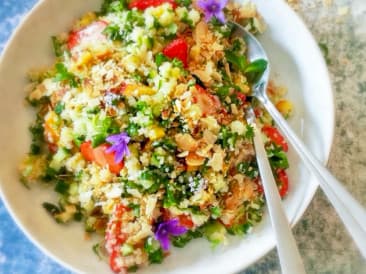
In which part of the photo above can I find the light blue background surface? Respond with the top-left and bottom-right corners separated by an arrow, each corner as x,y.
0,1 -> 70,273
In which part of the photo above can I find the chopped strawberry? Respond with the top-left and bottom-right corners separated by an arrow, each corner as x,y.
110,82 -> 127,94
80,141 -> 95,161
192,85 -> 222,116
236,92 -> 246,105
162,37 -> 188,67
177,214 -> 194,229
80,142 -> 124,174
276,169 -> 289,198
129,0 -> 177,10
262,125 -> 288,152
67,20 -> 108,50
105,204 -> 129,274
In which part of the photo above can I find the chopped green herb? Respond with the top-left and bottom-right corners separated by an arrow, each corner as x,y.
100,0 -> 127,15
172,230 -> 203,248
210,206 -> 222,219
54,180 -> 69,195
54,63 -> 80,88
318,42 -> 331,65
54,102 -> 65,115
203,220 -> 226,248
244,124 -> 254,139
30,143 -> 41,155
42,167 -> 58,182
42,202 -> 61,215
266,145 -> 289,169
128,203 -> 141,217
126,122 -> 139,137
218,126 -> 238,149
103,24 -> 123,41
51,36 -> 63,57
227,222 -> 252,235
176,0 -> 192,7
127,265 -> 139,272
152,138 -> 177,153
144,237 -> 164,264
237,161 -> 258,179
73,135 -> 85,148
92,243 -> 103,260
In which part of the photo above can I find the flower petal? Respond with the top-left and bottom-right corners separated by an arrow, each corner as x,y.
204,12 -> 214,22
217,0 -> 229,9
157,234 -> 170,251
168,225 -> 187,236
106,134 -> 122,143
114,148 -> 125,164
215,11 -> 226,23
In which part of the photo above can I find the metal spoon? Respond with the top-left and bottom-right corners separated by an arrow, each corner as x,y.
246,106 -> 306,274
232,22 -> 366,258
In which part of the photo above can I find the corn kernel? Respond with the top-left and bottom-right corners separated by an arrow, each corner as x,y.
75,12 -> 97,29
147,125 -> 165,141
124,84 -> 156,96
76,51 -> 93,67
276,99 -> 293,117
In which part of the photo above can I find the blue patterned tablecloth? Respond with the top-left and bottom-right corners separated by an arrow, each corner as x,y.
0,1 -> 365,274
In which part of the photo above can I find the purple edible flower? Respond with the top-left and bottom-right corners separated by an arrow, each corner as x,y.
197,0 -> 228,24
154,219 -> 188,251
106,132 -> 130,164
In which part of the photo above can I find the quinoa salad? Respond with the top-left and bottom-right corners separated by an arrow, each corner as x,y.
19,0 -> 293,273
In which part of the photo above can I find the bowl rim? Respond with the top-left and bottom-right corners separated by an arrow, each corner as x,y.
0,0 -> 335,273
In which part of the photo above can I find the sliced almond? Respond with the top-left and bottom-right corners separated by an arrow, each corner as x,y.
175,133 -> 198,152
186,152 -> 205,167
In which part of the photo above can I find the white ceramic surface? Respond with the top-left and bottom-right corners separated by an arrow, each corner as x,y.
0,0 -> 334,273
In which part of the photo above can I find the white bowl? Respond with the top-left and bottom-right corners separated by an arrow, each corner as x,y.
0,0 -> 334,273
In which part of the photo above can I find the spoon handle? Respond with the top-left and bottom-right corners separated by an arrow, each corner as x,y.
257,92 -> 366,258
247,107 -> 306,274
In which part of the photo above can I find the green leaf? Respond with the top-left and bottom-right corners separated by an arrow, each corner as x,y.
244,59 -> 268,84
225,50 -> 247,72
